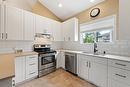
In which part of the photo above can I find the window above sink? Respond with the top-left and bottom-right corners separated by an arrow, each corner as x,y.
80,15 -> 116,44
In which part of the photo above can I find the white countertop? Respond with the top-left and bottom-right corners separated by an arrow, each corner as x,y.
57,49 -> 130,62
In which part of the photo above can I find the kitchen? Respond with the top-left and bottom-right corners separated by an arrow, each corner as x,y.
0,0 -> 130,87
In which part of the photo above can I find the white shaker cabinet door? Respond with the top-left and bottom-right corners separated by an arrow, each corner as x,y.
52,21 -> 62,41
23,11 -> 35,40
89,61 -> 107,87
15,57 -> 26,84
35,15 -> 52,34
60,52 -> 65,69
77,54 -> 89,80
0,4 -> 4,40
56,52 -> 65,69
5,5 -> 24,40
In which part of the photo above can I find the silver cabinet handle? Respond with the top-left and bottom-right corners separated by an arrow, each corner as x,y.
29,63 -> 36,66
6,33 -> 7,39
115,63 -> 126,66
86,62 -> 88,67
89,62 -> 91,68
29,72 -> 36,75
2,33 -> 4,39
115,73 -> 126,78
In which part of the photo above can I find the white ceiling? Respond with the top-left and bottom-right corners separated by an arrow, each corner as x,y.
39,0 -> 105,20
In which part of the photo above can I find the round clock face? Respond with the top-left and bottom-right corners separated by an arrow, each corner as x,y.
90,8 -> 100,17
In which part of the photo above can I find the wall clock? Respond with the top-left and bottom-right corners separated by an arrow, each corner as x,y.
90,8 -> 100,17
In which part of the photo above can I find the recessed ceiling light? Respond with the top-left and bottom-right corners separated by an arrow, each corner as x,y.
90,0 -> 95,3
58,3 -> 63,7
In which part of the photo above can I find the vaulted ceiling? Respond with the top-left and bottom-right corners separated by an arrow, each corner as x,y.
38,0 -> 105,20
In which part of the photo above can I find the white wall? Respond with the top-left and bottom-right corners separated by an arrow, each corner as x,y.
119,0 -> 130,40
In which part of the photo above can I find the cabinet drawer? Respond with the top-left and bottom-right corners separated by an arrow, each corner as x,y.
108,66 -> 130,85
108,59 -> 130,71
108,78 -> 130,87
26,55 -> 38,64
26,70 -> 38,80
90,56 -> 108,65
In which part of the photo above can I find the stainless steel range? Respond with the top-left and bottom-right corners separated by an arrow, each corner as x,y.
34,44 -> 56,77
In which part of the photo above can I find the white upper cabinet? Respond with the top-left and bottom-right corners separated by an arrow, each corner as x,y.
23,11 -> 35,40
52,21 -> 62,41
0,4 -> 4,40
62,18 -> 78,41
119,0 -> 130,40
35,15 -> 52,34
5,5 -> 24,40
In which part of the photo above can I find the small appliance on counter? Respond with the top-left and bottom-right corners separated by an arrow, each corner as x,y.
34,44 -> 56,77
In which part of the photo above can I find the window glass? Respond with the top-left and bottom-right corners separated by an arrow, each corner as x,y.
80,29 -> 113,44
81,32 -> 95,43
96,30 -> 112,42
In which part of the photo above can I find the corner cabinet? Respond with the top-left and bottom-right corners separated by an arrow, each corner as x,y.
56,51 -> 65,69
62,18 -> 78,41
77,54 -> 107,87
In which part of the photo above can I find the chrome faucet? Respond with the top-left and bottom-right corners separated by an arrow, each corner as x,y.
94,43 -> 98,54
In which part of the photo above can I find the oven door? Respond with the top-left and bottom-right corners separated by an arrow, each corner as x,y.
39,54 -> 56,70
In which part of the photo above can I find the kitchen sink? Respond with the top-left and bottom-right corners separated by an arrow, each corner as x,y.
82,51 -> 105,56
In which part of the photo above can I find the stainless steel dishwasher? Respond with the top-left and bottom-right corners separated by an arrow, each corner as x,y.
65,52 -> 77,74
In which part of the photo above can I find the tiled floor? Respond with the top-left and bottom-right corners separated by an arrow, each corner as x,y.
17,69 -> 96,87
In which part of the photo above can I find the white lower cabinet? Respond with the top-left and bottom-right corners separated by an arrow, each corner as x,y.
15,55 -> 38,85
89,61 -> 107,87
15,56 -> 26,84
77,54 -> 89,80
108,59 -> 130,87
56,51 -> 65,69
25,55 -> 38,80
77,54 -> 107,87
108,79 -> 130,87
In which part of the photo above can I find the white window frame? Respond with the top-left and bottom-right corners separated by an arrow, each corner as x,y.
80,15 -> 116,44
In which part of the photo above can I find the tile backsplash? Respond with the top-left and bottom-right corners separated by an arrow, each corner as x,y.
61,40 -> 130,57
0,41 -> 62,54
0,41 -> 34,53
0,40 -> 130,57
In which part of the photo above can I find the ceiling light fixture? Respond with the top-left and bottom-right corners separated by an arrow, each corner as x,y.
58,3 -> 63,7
90,0 -> 95,3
